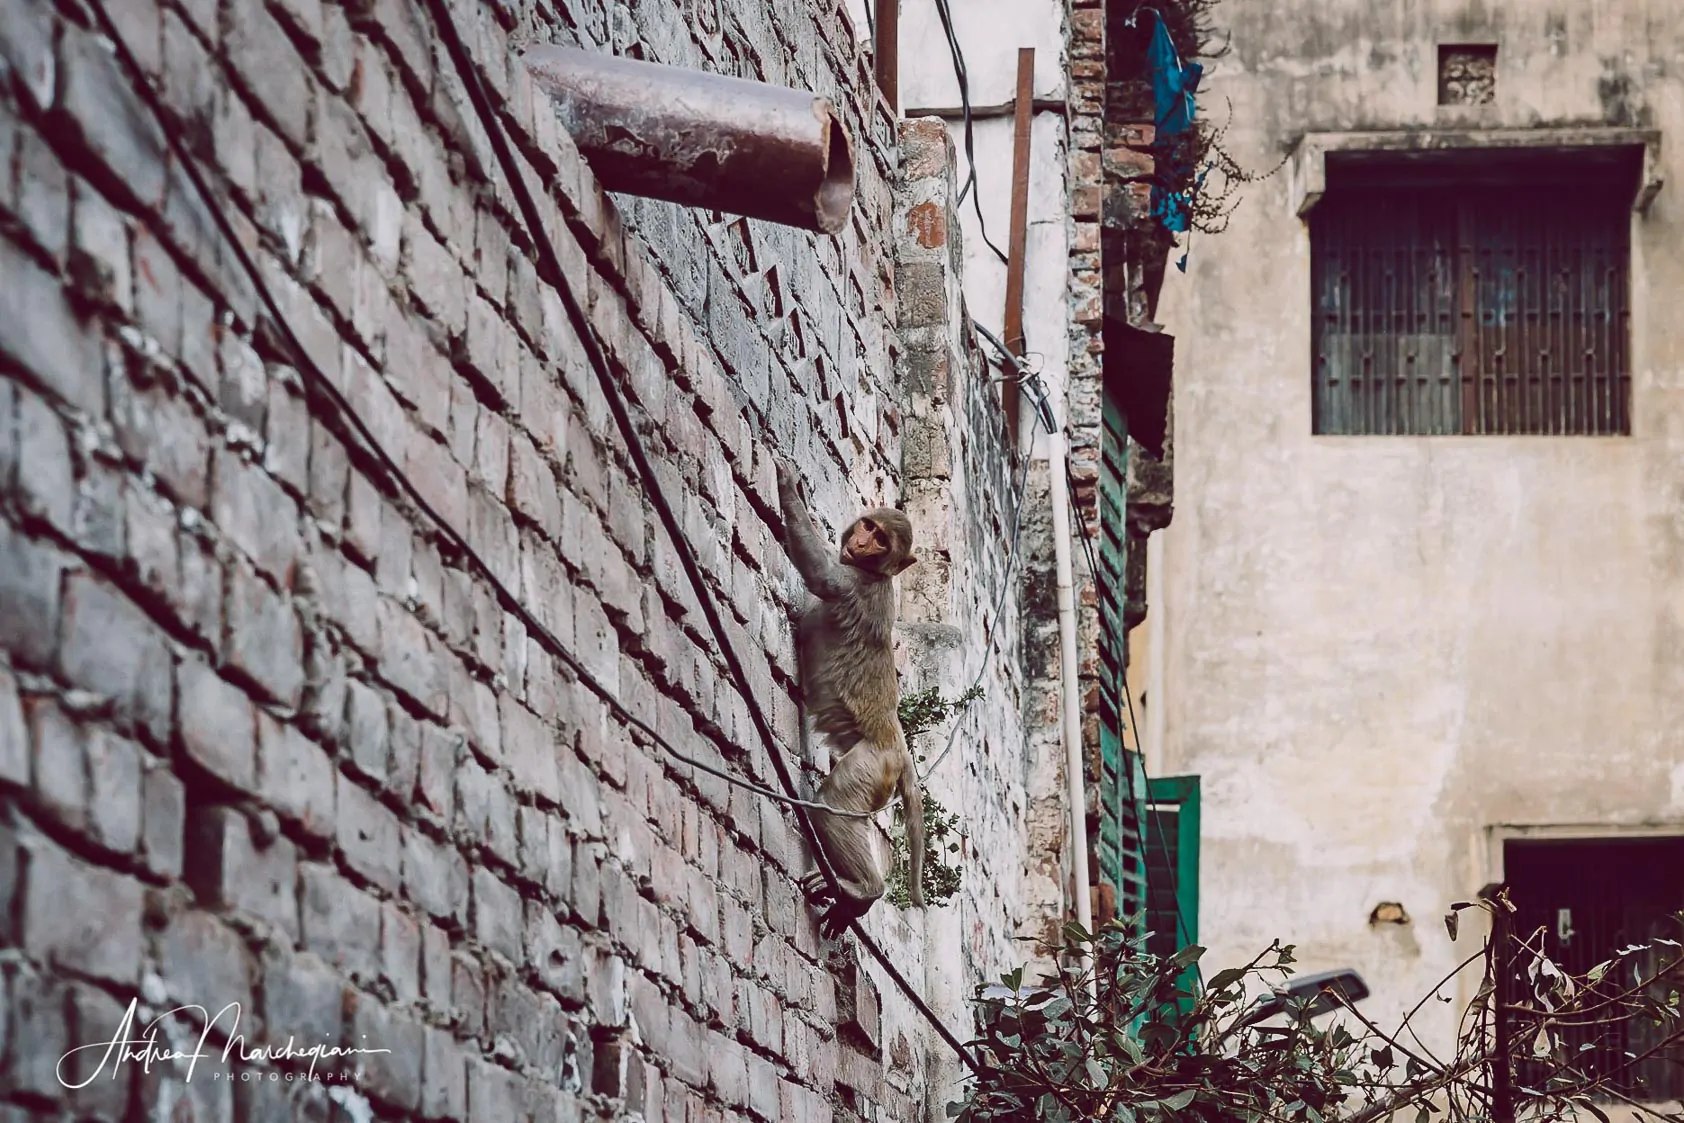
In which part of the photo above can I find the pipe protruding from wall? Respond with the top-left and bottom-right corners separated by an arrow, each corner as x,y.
523,45 -> 856,234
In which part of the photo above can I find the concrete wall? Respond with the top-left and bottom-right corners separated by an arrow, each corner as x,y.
1149,0 -> 1684,1048
0,0 -> 1039,1119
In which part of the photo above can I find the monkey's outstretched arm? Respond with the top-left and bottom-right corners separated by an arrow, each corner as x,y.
774,456 -> 851,601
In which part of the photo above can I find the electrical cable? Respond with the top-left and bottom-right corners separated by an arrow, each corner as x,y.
931,0 -> 1010,265
916,416 -> 1035,783
413,0 -> 987,1076
917,319 -> 1052,781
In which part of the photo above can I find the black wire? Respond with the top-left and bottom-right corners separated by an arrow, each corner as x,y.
414,0 -> 986,1076
83,0 -> 980,1074
917,412 -> 1037,782
932,0 -> 1009,265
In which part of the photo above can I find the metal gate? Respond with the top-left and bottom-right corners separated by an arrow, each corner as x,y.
1506,836 -> 1684,1102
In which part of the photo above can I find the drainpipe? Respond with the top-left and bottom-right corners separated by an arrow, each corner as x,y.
1047,420 -> 1096,991
523,45 -> 855,234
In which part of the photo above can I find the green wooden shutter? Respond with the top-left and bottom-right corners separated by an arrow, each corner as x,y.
1144,775 -> 1200,955
1097,383 -> 1150,934
1146,774 -> 1201,1010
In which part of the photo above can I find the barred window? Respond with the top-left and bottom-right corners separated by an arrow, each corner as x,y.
1310,154 -> 1634,435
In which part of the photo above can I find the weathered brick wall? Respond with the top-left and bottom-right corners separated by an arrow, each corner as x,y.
0,0 -> 1034,1121
893,115 -> 1034,1107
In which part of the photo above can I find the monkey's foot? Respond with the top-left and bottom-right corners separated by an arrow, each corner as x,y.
817,896 -> 872,941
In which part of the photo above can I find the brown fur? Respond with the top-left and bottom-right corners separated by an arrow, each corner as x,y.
774,457 -> 924,939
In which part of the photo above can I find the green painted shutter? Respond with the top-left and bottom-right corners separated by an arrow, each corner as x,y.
1146,774 -> 1201,1010
1144,775 -> 1200,955
1097,385 -> 1150,934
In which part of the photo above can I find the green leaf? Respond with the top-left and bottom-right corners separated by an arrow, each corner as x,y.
1169,944 -> 1206,971
1207,967 -> 1248,992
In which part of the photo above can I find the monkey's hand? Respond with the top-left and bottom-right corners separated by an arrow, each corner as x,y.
772,453 -> 806,511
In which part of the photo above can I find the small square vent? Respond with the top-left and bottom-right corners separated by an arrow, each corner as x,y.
1438,44 -> 1497,105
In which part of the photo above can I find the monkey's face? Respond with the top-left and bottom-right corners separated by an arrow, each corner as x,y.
840,510 -> 917,576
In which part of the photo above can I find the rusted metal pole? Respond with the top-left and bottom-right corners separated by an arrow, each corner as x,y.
875,0 -> 899,114
523,45 -> 855,235
1001,47 -> 1035,439
1488,889 -> 1516,1123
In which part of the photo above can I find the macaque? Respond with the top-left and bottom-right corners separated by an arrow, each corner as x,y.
773,456 -> 924,939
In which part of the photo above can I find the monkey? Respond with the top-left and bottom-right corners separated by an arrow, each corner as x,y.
772,455 -> 924,940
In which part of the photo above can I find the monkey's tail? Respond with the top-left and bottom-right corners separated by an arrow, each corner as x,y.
899,749 -> 927,908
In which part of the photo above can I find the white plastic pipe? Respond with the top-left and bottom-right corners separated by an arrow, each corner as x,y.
1047,424 -> 1096,993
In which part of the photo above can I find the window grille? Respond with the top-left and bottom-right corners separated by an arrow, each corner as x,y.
1311,183 -> 1631,435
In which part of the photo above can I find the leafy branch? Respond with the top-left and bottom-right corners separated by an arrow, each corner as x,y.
886,684 -> 984,910
953,895 -> 1684,1123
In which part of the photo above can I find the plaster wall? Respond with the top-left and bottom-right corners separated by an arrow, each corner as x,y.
1150,0 -> 1684,1049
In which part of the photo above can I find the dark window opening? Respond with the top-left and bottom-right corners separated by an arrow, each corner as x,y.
1505,836 -> 1684,1103
1310,152 -> 1636,436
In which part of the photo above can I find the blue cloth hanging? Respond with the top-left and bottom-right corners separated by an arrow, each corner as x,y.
1145,11 -> 1201,242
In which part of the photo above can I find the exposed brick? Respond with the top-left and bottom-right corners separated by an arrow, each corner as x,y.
159,909 -> 253,1016
22,834 -> 144,984
86,726 -> 143,855
111,379 -> 211,510
471,866 -> 522,963
224,0 -> 314,150
56,23 -> 168,212
59,571 -> 173,746
300,862 -> 382,983
343,677 -> 391,782
65,981 -> 135,1120
0,521 -> 65,671
262,945 -> 347,1053
423,1023 -> 469,1120
28,699 -> 85,833
348,992 -> 424,1111
337,774 -> 403,893
212,450 -> 301,581
403,827 -> 469,926
500,695 -> 560,803
186,806 -> 300,940
0,667 -> 25,786
223,560 -> 306,707
345,0 -> 433,99
376,596 -> 445,716
403,211 -> 468,337
140,762 -> 186,878
15,128 -> 67,267
178,657 -> 257,793
450,955 -> 494,1048
256,711 -> 336,842
379,900 -> 421,1001
525,900 -> 584,1004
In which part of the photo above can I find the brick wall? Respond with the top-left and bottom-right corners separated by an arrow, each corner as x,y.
893,114 -> 1035,1106
0,0 -> 1035,1120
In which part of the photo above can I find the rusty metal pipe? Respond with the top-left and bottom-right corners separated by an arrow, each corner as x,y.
523,45 -> 855,235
